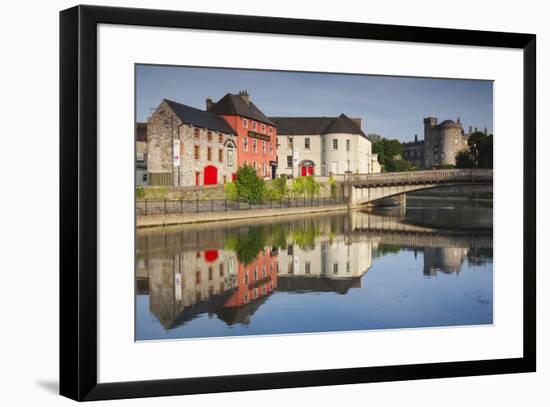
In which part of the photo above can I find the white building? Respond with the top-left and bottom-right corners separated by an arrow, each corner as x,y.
270,114 -> 380,177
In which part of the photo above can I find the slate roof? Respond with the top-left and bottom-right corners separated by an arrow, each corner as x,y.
163,99 -> 236,135
269,114 -> 369,140
208,93 -> 275,126
136,122 -> 147,142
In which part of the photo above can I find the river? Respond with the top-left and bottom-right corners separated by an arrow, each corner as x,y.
135,197 -> 493,340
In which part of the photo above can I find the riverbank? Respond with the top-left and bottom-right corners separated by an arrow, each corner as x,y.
137,203 -> 348,228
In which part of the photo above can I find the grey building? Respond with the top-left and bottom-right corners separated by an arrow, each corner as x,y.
402,117 -> 481,168
147,99 -> 238,186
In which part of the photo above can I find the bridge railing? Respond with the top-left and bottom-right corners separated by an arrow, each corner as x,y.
346,169 -> 493,186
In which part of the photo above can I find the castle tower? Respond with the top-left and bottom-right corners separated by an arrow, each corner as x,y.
423,117 -> 437,167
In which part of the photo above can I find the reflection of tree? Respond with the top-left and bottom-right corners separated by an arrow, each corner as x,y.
373,243 -> 402,258
467,247 -> 493,266
224,227 -> 267,265
292,223 -> 320,250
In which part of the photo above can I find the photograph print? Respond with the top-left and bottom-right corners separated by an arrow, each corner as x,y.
134,65 -> 493,341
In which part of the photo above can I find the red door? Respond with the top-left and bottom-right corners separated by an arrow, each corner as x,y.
307,166 -> 314,176
301,166 -> 307,176
204,165 -> 218,185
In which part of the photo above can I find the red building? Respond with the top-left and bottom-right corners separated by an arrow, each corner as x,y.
208,91 -> 278,179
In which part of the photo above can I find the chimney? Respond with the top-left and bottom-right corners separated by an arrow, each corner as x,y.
206,97 -> 213,111
414,134 -> 418,143
238,90 -> 250,106
456,117 -> 461,126
484,126 -> 488,135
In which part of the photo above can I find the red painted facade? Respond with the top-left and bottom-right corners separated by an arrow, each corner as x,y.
223,247 -> 278,309
221,115 -> 277,178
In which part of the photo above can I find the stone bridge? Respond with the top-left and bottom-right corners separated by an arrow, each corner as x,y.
343,169 -> 493,207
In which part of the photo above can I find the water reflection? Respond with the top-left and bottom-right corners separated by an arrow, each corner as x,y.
136,205 -> 493,340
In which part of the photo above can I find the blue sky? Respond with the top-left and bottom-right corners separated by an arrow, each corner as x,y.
136,65 -> 493,142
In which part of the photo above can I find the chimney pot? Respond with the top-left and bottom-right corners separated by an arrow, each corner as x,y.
206,97 -> 213,111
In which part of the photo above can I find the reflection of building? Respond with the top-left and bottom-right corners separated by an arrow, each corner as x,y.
217,248 -> 278,325
276,235 -> 373,294
422,247 -> 469,276
145,248 -> 239,329
402,117 -> 485,168
147,99 -> 238,186
271,115 -> 380,177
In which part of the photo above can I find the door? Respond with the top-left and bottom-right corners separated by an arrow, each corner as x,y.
331,161 -> 338,175
204,165 -> 218,185
307,166 -> 314,176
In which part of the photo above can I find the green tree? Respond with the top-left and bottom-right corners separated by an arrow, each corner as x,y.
270,176 -> 288,200
224,181 -> 238,201
455,150 -> 475,168
235,165 -> 266,204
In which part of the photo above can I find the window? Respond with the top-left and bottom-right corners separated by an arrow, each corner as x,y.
305,137 -> 310,149
333,263 -> 339,274
287,137 -> 293,149
252,121 -> 257,130
253,267 -> 258,281
253,139 -> 257,153
219,263 -> 224,277
269,142 -> 273,155
218,149 -> 223,162
262,163 -> 266,176
333,139 -> 338,150
262,141 -> 266,155
253,161 -> 257,170
346,139 -> 350,151
305,262 -> 311,274
194,145 -> 200,160
207,131 -> 212,142
219,134 -> 224,143
227,149 -> 234,166
194,128 -> 200,138
261,124 -> 266,132
244,160 -> 248,166
207,147 -> 212,161
208,267 -> 213,281
269,127 -> 273,134
287,155 -> 293,168
243,118 -> 248,128
276,137 -> 280,147
243,137 -> 248,152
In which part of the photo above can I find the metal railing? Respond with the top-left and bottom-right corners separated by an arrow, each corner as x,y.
346,169 -> 493,186
136,196 -> 346,216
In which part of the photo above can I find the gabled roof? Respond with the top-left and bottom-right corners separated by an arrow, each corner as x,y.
209,93 -> 275,126
162,99 -> 236,135
270,114 -> 369,140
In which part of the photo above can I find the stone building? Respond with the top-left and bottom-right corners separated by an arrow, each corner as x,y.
147,99 -> 238,186
207,91 -> 278,179
270,114 -> 381,177
402,117 -> 477,168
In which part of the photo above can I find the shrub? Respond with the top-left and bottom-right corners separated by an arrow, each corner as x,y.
136,186 -> 145,199
224,182 -> 238,201
271,176 -> 288,200
328,175 -> 338,198
235,165 -> 266,204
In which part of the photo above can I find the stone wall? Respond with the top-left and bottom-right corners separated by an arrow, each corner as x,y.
147,100 -> 238,186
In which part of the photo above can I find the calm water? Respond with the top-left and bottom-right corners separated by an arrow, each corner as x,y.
136,198 -> 493,340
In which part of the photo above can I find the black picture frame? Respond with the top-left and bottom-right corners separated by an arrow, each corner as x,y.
59,4 -> 536,401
